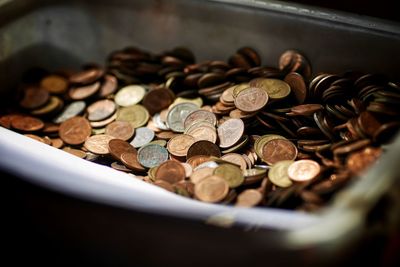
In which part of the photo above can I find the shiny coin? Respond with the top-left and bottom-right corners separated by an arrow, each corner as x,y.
155,160 -> 186,184
116,104 -> 149,128
87,99 -> 116,121
59,116 -> 92,145
115,85 -> 146,107
137,144 -> 169,168
194,175 -> 229,203
261,139 -> 298,165
53,101 -> 86,124
234,87 -> 268,112
40,74 -> 68,94
11,116 -> 44,132
69,81 -> 101,100
108,139 -> 137,161
84,134 -> 114,155
167,102 -> 199,132
249,78 -> 291,100
235,189 -> 263,207
130,127 -> 154,148
288,160 -> 321,182
166,134 -> 196,157
105,121 -> 135,141
268,160 -> 294,187
217,118 -> 244,148
213,164 -> 244,188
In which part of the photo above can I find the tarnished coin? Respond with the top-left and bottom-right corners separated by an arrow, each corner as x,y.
40,74 -> 68,94
194,175 -> 229,203
234,87 -> 268,112
213,164 -> 244,188
268,160 -> 294,187
19,87 -> 49,110
217,118 -> 244,148
284,72 -> 307,104
183,109 -> 217,129
69,82 -> 101,100
167,102 -> 199,132
130,127 -> 154,148
87,99 -> 116,121
249,78 -> 291,100
69,68 -> 104,84
261,139 -> 298,165
187,140 -> 221,159
108,139 -> 137,161
59,116 -> 92,145
155,160 -> 186,184
142,88 -> 175,115
288,160 -> 321,182
121,152 -> 146,172
137,144 -> 169,168
53,101 -> 86,124
31,96 -> 63,116
11,116 -> 44,132
105,121 -> 134,141
84,134 -> 114,155
166,134 -> 195,157
235,189 -> 263,207
116,104 -> 149,128
115,85 -> 146,107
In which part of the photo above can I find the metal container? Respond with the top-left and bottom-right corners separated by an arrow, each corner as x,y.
1,0 -> 399,265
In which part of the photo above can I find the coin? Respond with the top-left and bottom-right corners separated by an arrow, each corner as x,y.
183,109 -> 217,129
217,118 -> 244,148
59,116 -> 92,145
154,180 -> 175,192
187,140 -> 221,159
69,82 -> 101,100
268,160 -> 294,187
167,102 -> 199,132
261,139 -> 298,165
105,121 -> 134,141
288,160 -> 321,182
346,146 -> 382,175
142,88 -> 175,115
284,72 -> 307,104
116,104 -> 149,128
130,127 -> 154,148
155,160 -> 186,184
213,164 -> 244,188
84,134 -> 114,155
87,99 -> 116,121
69,68 -> 104,84
62,147 -> 87,158
115,85 -> 146,107
121,152 -> 146,172
24,134 -> 45,143
20,87 -> 50,110
194,175 -> 229,203
290,104 -> 323,116
220,153 -> 247,170
184,121 -> 217,143
53,101 -> 86,123
111,161 -> 132,172
234,87 -> 268,112
40,74 -> 68,94
235,189 -> 263,207
137,144 -> 169,168
11,116 -> 44,132
190,167 -> 215,184
108,139 -> 137,161
51,138 -> 64,149
249,78 -> 291,100
31,96 -> 63,116
98,74 -> 118,97
166,134 -> 195,157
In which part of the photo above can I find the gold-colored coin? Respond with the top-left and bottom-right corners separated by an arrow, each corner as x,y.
250,78 -> 291,100
170,97 -> 203,108
194,175 -> 229,203
167,134 -> 196,157
114,85 -> 146,107
232,83 -> 250,97
254,134 -> 286,159
116,104 -> 149,128
268,160 -> 294,188
213,164 -> 244,188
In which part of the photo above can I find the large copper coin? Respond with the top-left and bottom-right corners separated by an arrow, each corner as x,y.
261,139 -> 298,165
288,160 -> 321,182
234,87 -> 268,113
155,160 -> 186,184
105,121 -> 134,141
121,152 -> 146,172
194,175 -> 229,203
59,116 -> 92,145
108,139 -> 137,161
143,88 -> 175,115
84,134 -> 114,154
19,87 -> 49,110
217,118 -> 244,148
187,140 -> 221,159
11,116 -> 44,132
87,99 -> 116,121
166,134 -> 195,157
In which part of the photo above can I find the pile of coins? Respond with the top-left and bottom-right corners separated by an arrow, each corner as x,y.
1,45 -> 399,211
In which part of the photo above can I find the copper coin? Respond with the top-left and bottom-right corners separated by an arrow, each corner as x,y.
40,74 -> 68,94
346,146 -> 382,175
31,96 -> 63,116
87,99 -> 116,121
11,116 -> 44,132
234,87 -> 268,113
111,161 -> 132,172
69,81 -> 101,100
235,189 -> 263,207
19,87 -> 49,109
108,139 -> 137,161
194,175 -> 229,203
84,134 -> 114,154
154,180 -> 175,192
90,113 -> 117,128
59,116 -> 92,145
183,110 -> 217,129
62,147 -> 87,159
121,152 -> 146,172
51,138 -> 64,149
142,88 -> 175,115
167,134 -> 196,157
105,121 -> 134,141
98,74 -> 118,97
261,139 -> 298,165
185,122 -> 217,143
357,111 -> 381,138
284,72 -> 307,104
221,153 -> 247,170
217,118 -> 244,148
24,134 -> 45,143
288,160 -> 321,182
69,68 -> 104,84
155,160 -> 186,184
290,104 -> 323,116
187,140 -> 221,159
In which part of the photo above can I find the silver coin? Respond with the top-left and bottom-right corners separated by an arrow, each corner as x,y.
167,102 -> 199,133
137,144 -> 169,168
130,127 -> 155,148
53,101 -> 86,123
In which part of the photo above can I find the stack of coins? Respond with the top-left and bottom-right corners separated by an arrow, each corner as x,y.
1,45 -> 399,212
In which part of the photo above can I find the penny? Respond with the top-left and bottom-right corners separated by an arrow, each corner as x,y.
69,81 -> 101,100
53,101 -> 86,124
137,144 -> 169,168
142,88 -> 175,115
249,78 -> 291,100
115,85 -> 146,107
167,102 -> 199,133
116,104 -> 149,128
220,85 -> 235,104
59,116 -> 92,145
19,87 -> 50,109
40,74 -> 68,94
62,147 -> 87,159
190,167 -> 215,184
121,152 -> 146,172
213,164 -> 244,188
221,153 -> 247,170
234,87 -> 268,113
24,134 -> 44,143
11,116 -> 44,132
261,139 -> 298,165
90,113 -> 117,128
130,127 -> 154,148
69,68 -> 104,84
183,110 -> 217,129
111,161 -> 132,172
155,160 -> 186,184
194,175 -> 229,203
108,139 -> 137,161
268,160 -> 294,187
291,104 -> 323,116
87,99 -> 116,121
187,140 -> 221,159
154,180 -> 175,192
98,74 -> 118,97
346,146 -> 382,175
184,121 -> 217,143
84,134 -> 114,155
235,189 -> 263,207
51,138 -> 64,149
288,160 -> 321,182
284,72 -> 307,104
31,96 -> 63,116
217,118 -> 244,148
166,134 -> 195,157
105,121 -> 134,141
